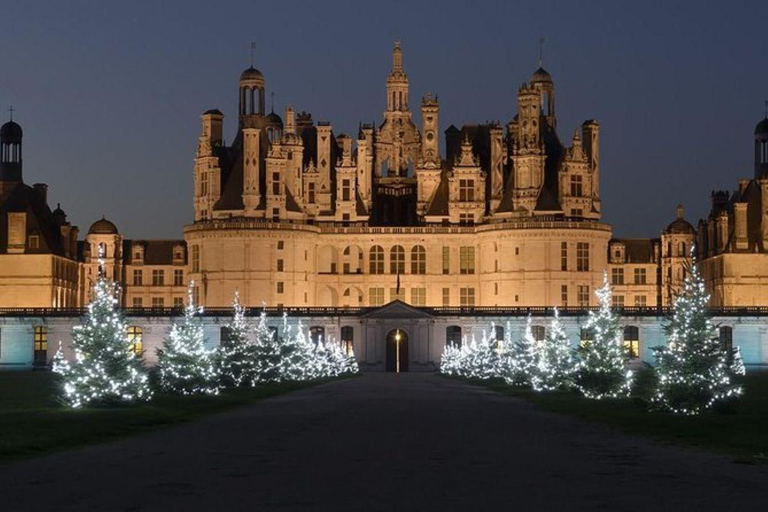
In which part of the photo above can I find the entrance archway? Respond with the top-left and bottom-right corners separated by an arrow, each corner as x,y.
385,328 -> 409,373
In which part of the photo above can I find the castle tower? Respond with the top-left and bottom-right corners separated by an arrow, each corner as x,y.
386,41 -> 409,113
530,66 -> 556,129
194,109 -> 224,221
511,83 -> 546,213
0,117 -> 23,193
239,67 -> 265,122
420,93 -> 440,167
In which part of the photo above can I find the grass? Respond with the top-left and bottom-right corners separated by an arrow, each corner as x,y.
448,369 -> 768,462
0,371 -> 346,462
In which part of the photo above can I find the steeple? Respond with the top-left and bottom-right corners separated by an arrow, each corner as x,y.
386,41 -> 409,112
0,112 -> 23,185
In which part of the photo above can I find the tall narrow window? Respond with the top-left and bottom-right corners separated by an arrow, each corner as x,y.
308,182 -> 316,204
152,269 -> 165,286
561,285 -> 568,307
442,287 -> 450,306
577,285 -> 590,307
272,172 -> 280,195
719,326 -> 733,352
442,246 -> 450,274
369,246 -> 384,274
634,267 -> 647,285
623,326 -> 640,359
174,269 -> 184,286
33,326 -> 48,366
611,268 -> 624,285
341,326 -> 354,357
446,326 -> 462,348
570,175 -> 583,197
460,287 -> 475,307
460,246 -> 475,274
133,269 -> 143,286
200,171 -> 209,196
561,242 -> 568,271
459,179 -> 475,202
342,179 -> 351,201
411,246 -> 426,275
191,245 -> 200,273
127,326 -> 143,355
390,245 -> 405,274
576,243 -> 590,272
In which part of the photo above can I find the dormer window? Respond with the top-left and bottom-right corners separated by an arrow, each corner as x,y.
28,234 -> 39,249
132,245 -> 144,264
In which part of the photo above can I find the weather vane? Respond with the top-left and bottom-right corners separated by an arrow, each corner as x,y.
8,105 -> 15,121
250,41 -> 256,68
539,37 -> 545,67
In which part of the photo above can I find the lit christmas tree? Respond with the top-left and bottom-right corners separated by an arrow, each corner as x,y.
217,291 -> 257,388
465,331 -> 503,380
53,253 -> 152,408
252,310 -> 282,383
652,254 -> 743,415
440,341 -> 464,375
156,282 -> 219,395
576,273 -> 633,399
535,308 -> 577,391
502,315 -> 540,387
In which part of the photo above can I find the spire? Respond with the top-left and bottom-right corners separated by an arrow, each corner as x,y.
392,41 -> 403,72
677,204 -> 684,220
250,41 -> 256,68
538,37 -> 545,68
8,106 -> 14,122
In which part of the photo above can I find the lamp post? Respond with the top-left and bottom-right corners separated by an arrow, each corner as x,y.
395,330 -> 401,374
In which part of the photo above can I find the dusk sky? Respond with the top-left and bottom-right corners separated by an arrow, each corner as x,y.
1,1 -> 766,239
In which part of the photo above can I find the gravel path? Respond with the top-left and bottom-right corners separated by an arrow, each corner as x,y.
0,374 -> 766,511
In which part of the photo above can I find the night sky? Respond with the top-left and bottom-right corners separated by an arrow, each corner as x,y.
1,1 -> 766,239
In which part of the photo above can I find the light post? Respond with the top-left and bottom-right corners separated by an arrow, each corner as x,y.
395,330 -> 401,374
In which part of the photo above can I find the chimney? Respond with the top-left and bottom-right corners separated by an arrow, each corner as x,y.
33,183 -> 48,206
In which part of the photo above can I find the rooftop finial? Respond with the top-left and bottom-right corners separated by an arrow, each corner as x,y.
8,105 -> 14,121
538,37 -> 545,68
250,41 -> 256,68
270,91 -> 275,113
676,204 -> 684,219
764,99 -> 767,119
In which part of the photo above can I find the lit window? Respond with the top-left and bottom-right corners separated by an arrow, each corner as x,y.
623,326 -> 640,358
33,326 -> 48,366
309,326 -> 325,346
127,326 -> 143,355
341,326 -> 354,357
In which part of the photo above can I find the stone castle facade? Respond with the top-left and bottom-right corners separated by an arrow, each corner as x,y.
1,43 -> 768,312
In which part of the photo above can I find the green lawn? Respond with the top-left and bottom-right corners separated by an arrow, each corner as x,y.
450,370 -> 768,462
0,371 -> 343,462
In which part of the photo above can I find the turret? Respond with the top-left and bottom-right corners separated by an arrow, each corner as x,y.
0,118 -> 23,189
420,93 -> 440,167
755,114 -> 768,179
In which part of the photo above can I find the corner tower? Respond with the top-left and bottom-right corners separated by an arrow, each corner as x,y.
0,117 -> 23,190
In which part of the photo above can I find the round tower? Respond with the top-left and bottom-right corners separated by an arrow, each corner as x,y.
0,117 -> 23,183
239,66 -> 265,118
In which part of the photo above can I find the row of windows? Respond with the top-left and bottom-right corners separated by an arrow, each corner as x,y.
132,269 -> 185,286
363,287 -> 477,307
131,297 -> 185,308
611,267 -> 649,286
560,242 -> 591,272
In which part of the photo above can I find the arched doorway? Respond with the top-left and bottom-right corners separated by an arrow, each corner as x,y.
385,328 -> 409,373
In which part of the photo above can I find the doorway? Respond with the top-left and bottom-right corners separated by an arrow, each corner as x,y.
385,328 -> 409,372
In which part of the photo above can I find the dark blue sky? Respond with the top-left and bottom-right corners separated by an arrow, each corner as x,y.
1,1 -> 766,239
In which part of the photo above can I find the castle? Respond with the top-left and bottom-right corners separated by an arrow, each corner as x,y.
1,43 -> 768,371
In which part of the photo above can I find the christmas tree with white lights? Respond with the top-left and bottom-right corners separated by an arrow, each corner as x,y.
536,308 -> 577,391
465,331 -> 502,380
217,291 -> 257,388
156,282 -> 219,395
503,315 -> 540,387
652,254 -> 743,415
252,310 -> 282,382
576,273 -> 633,399
53,252 -> 152,408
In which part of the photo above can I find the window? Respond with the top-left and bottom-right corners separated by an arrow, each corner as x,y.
580,327 -> 594,348
719,326 -> 733,352
271,172 -> 280,195
277,282 -> 284,294
442,287 -> 450,306
411,288 -> 426,306
411,246 -> 426,275
132,297 -> 143,307
577,285 -> 590,307
200,170 -> 209,196
28,235 -> 39,249
309,326 -> 325,346
446,326 -> 462,348
570,175 -> 583,197
173,297 -> 184,308
561,242 -> 568,271
576,243 -> 590,272
459,179 -> 475,202
460,287 -> 475,307
624,326 -> 640,359
152,297 -> 165,308
612,295 -> 625,308
277,240 -> 285,251
634,295 -> 647,307
572,208 -> 583,217
531,325 -> 546,342
369,246 -> 384,274
152,269 -> 165,286
459,213 -> 474,226
308,182 -> 316,204
390,287 -> 405,302
494,325 -> 504,349
634,268 -> 647,285
341,326 -> 354,357
133,269 -> 143,286
442,246 -> 450,274
561,285 -> 568,307
173,269 -> 184,286
191,245 -> 200,272
277,259 -> 284,272
390,245 -> 405,274
611,268 -> 624,285
460,246 -> 475,274
127,326 -> 143,355
369,287 -> 385,306
342,179 -> 351,201
34,326 -> 48,366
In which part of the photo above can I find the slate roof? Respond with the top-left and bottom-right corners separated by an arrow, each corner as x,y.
123,240 -> 187,265
0,182 -> 67,256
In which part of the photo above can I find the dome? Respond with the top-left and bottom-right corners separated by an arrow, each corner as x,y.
0,120 -> 22,141
265,111 -> 283,126
240,66 -> 264,82
531,66 -> 553,84
755,117 -> 768,136
88,217 -> 119,235
665,218 -> 695,235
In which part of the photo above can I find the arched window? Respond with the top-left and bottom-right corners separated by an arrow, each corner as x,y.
411,245 -> 426,275
531,325 -> 546,342
341,326 -> 354,357
127,326 -> 143,355
390,245 -> 405,274
369,246 -> 384,274
310,326 -> 325,346
623,326 -> 639,359
446,325 -> 462,348
719,326 -> 733,352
